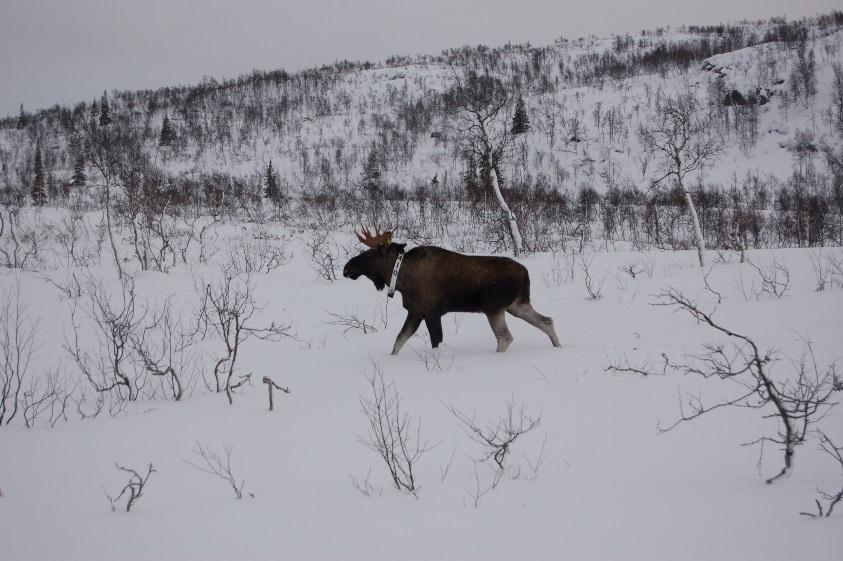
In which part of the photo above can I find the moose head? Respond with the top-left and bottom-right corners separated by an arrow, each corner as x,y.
342,226 -> 406,291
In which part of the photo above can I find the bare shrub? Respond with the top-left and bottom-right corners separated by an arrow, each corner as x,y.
800,430 -> 843,518
66,277 -> 145,401
323,309 -> 379,336
0,207 -> 47,270
541,250 -> 575,287
184,441 -> 248,499
104,462 -> 156,512
53,209 -> 101,267
0,284 -> 40,426
446,397 -> 542,476
305,231 -> 341,282
21,365 -> 76,428
746,255 -> 791,299
358,361 -> 434,494
195,268 -> 294,404
578,253 -> 606,299
224,232 -> 291,275
349,467 -> 381,498
132,299 -> 200,401
810,249 -> 843,291
412,345 -> 460,374
639,289 -> 840,483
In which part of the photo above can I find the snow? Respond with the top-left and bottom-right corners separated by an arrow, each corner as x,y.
2,14 -> 843,561
1,229 -> 842,560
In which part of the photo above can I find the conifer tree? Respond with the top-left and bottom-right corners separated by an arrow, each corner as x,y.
99,90 -> 112,127
32,144 -> 47,205
511,95 -> 530,135
89,97 -> 99,129
264,159 -> 280,202
463,155 -> 481,201
159,113 -> 175,146
72,153 -> 87,188
362,148 -> 382,196
17,104 -> 27,129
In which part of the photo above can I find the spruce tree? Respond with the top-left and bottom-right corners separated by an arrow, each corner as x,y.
511,95 -> 530,135
463,155 -> 481,201
264,159 -> 280,201
89,97 -> 99,129
159,114 -> 175,146
32,144 -> 47,205
99,90 -> 111,127
362,149 -> 381,196
17,104 -> 27,129
72,153 -> 87,188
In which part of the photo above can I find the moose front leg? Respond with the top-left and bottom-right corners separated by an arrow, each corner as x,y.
425,314 -> 443,348
392,314 -> 422,355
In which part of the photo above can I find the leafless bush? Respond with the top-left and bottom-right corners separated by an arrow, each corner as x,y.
195,269 -> 294,404
349,467 -> 381,498
21,365 -> 76,428
0,284 -> 40,426
0,207 -> 47,270
66,277 -> 146,401
746,255 -> 790,299
53,210 -> 101,267
224,232 -> 291,275
323,309 -> 379,336
640,289 -> 839,483
619,260 -> 644,279
541,250 -> 575,287
810,249 -> 843,292
104,462 -> 156,512
800,430 -> 843,518
132,299 -> 200,401
412,345 -> 460,374
358,361 -> 434,495
40,271 -> 83,300
197,220 -> 221,264
446,397 -> 542,475
305,232 -> 341,282
184,441 -> 248,499
578,253 -> 606,299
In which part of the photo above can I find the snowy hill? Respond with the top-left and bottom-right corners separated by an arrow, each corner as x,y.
2,13 -> 843,202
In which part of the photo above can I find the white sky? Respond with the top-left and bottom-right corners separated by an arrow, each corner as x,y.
1,0 -> 839,117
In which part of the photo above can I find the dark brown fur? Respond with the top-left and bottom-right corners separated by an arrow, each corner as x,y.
343,243 -> 561,354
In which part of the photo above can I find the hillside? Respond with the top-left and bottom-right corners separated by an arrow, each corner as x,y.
2,13 -> 842,198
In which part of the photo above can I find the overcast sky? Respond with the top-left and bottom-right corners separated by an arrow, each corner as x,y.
1,0 -> 839,117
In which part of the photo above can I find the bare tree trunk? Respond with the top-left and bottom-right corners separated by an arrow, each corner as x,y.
680,179 -> 705,267
104,182 -> 124,280
487,161 -> 522,256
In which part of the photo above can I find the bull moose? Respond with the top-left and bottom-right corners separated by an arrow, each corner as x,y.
342,227 -> 561,354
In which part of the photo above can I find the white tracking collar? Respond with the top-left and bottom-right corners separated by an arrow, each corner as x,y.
387,251 -> 404,298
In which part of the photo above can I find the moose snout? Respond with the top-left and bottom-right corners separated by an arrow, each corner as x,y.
343,263 -> 359,279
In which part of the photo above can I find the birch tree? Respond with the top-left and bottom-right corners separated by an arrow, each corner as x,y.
446,70 -> 523,256
640,91 -> 723,267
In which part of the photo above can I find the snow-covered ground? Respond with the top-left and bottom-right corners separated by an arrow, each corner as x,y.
1,219 -> 841,560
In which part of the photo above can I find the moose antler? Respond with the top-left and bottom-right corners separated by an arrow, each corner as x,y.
356,225 -> 393,248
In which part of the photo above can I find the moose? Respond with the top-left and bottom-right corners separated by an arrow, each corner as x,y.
343,227 -> 561,355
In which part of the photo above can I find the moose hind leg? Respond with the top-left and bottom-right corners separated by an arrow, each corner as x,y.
507,301 -> 561,348
425,315 -> 443,349
486,311 -> 513,352
392,314 -> 422,355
